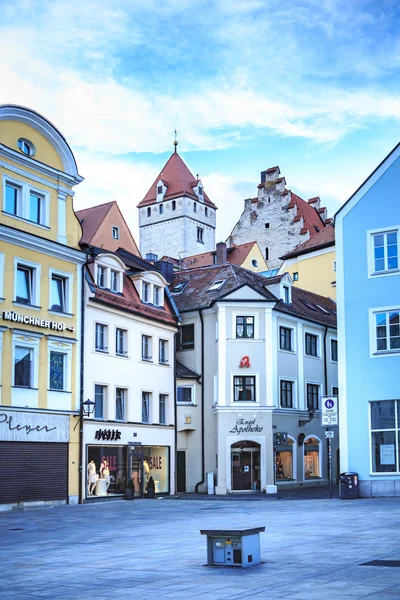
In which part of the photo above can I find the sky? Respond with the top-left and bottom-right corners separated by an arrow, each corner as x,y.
1,0 -> 400,243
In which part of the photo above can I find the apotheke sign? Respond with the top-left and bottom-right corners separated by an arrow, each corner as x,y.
229,418 -> 263,435
2,311 -> 75,332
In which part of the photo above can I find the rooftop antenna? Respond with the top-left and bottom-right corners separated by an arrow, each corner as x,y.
174,129 -> 178,153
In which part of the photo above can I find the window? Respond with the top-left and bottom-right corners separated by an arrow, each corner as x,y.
159,394 -> 167,424
50,275 -> 67,312
283,286 -> 290,304
236,316 -> 254,338
159,339 -> 168,364
14,346 -> 32,387
332,386 -> 339,396
375,310 -> 400,352
205,207 -> 208,217
143,282 -> 149,302
142,335 -> 152,361
177,324 -> 194,351
198,186 -> 203,196
276,437 -> 294,481
147,207 -> 151,217
370,400 -> 400,473
5,183 -> 20,216
373,231 -> 398,273
306,383 -> 320,410
49,351 -> 65,391
16,265 -> 33,305
197,227 -> 204,243
18,138 -> 35,156
172,200 -> 176,211
193,202 -> 197,213
177,387 -> 193,403
331,339 -> 338,362
94,385 -> 105,419
110,270 -> 119,293
265,247 -> 269,261
29,191 -> 44,224
171,281 -> 187,294
280,380 -> 294,408
305,333 -> 318,357
116,328 -> 127,356
153,285 -> 161,306
208,280 -> 225,292
279,326 -> 293,352
251,259 -> 258,268
265,222 -> 270,229
95,323 -> 108,352
157,185 -> 163,194
115,388 -> 126,421
293,272 -> 299,281
233,376 -> 256,402
97,266 -> 105,288
142,392 -> 150,423
112,226 -> 120,240
304,437 -> 321,479
159,204 -> 164,215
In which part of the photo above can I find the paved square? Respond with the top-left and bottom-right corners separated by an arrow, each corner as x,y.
1,497 -> 400,599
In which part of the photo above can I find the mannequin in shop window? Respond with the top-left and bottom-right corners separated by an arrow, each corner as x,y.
143,458 -> 151,492
276,455 -> 285,480
87,461 -> 97,496
100,459 -> 111,492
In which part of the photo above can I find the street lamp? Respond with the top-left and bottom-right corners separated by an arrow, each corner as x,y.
299,408 -> 315,428
81,398 -> 96,417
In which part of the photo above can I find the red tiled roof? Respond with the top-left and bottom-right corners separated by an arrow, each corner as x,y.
93,273 -> 178,326
137,152 -> 217,209
288,192 -> 325,237
181,242 -> 260,269
76,201 -> 115,244
280,225 -> 335,260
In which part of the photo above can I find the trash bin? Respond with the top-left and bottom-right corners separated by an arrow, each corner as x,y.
340,472 -> 359,499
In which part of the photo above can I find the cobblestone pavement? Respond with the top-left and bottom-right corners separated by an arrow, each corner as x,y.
1,496 -> 400,599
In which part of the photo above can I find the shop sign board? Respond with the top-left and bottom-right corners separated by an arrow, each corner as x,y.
321,396 -> 338,427
1,310 -> 75,333
0,410 -> 70,443
229,418 -> 263,435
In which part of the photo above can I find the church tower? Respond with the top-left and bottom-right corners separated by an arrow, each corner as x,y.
137,146 -> 217,259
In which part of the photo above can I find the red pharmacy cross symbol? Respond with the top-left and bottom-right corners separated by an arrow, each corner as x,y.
239,356 -> 250,368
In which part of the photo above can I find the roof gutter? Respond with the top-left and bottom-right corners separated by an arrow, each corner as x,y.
195,308 -> 205,493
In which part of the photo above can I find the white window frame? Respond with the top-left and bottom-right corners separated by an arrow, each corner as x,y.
3,174 -> 50,228
231,373 -> 260,405
369,305 -> 400,357
48,340 -> 72,392
330,338 -> 338,363
304,330 -> 321,359
115,387 -> 127,422
14,257 -> 41,308
142,282 -> 150,303
177,385 -> 195,405
302,435 -> 323,481
49,268 -> 73,315
94,383 -> 107,420
279,378 -> 297,409
115,328 -> 128,356
153,285 -> 161,306
197,227 -> 204,243
232,312 -> 258,340
142,391 -> 151,423
278,324 -> 296,354
369,400 -> 400,475
141,334 -> 152,361
110,269 -> 121,293
367,226 -> 400,278
305,381 -> 322,411
159,339 -> 169,365
159,393 -> 167,425
12,334 -> 40,389
112,226 -> 120,240
95,322 -> 108,353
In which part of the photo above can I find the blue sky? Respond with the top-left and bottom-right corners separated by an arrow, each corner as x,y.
2,0 -> 400,241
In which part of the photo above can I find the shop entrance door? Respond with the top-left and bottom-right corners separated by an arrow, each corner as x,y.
231,442 -> 260,491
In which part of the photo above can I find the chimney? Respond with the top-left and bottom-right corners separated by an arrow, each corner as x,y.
216,242 -> 228,264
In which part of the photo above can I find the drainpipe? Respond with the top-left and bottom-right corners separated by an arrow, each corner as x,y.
195,308 -> 205,493
173,333 -> 177,495
323,326 -> 328,395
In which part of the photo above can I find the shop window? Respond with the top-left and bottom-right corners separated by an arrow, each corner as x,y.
14,346 -> 33,387
87,446 -> 127,497
115,388 -> 126,421
331,339 -> 338,362
306,383 -> 320,410
305,333 -> 318,357
142,335 -> 152,361
95,323 -> 108,352
50,274 -> 67,312
177,323 -> 194,351
303,437 -> 321,479
16,264 -> 34,305
279,326 -> 293,352
371,400 -> 400,473
116,328 -> 127,356
236,316 -> 254,338
177,386 -> 193,404
142,392 -> 151,423
233,376 -> 256,402
49,351 -> 65,391
276,437 -> 295,481
159,339 -> 168,364
94,384 -> 106,419
280,380 -> 294,408
159,394 -> 167,424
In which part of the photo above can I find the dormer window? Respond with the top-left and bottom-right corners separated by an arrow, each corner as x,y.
95,255 -> 125,294
157,185 -> 163,194
112,226 -> 120,240
198,186 -> 203,196
143,282 -> 150,302
111,270 -> 120,293
156,180 -> 166,202
208,280 -> 226,292
283,285 -> 290,304
97,266 -> 105,288
153,285 -> 161,306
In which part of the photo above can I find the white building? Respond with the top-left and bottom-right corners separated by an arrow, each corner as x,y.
82,248 -> 179,499
137,148 -> 217,260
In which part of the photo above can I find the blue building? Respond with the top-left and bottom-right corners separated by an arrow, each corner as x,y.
336,143 -> 400,497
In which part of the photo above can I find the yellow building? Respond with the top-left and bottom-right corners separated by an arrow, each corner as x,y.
0,105 -> 85,509
279,226 -> 336,300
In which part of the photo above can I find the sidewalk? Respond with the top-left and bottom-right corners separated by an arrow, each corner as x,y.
166,484 -> 339,501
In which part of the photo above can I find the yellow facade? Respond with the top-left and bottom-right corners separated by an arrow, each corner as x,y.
281,248 -> 337,300
240,243 -> 268,272
0,106 -> 84,506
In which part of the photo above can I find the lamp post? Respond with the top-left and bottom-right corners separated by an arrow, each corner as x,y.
78,398 -> 96,504
298,408 -> 315,428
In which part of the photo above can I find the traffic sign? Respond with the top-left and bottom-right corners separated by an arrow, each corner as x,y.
320,395 -> 338,427
325,431 -> 334,439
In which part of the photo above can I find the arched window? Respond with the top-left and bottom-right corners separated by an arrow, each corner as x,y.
265,247 -> 269,261
276,435 -> 296,481
303,436 -> 322,480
